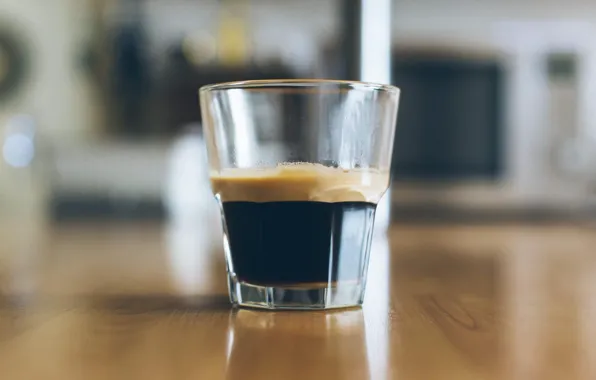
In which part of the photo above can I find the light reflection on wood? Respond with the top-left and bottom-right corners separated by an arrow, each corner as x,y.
578,237 -> 596,380
0,223 -> 592,379
364,234 -> 391,379
502,235 -> 545,380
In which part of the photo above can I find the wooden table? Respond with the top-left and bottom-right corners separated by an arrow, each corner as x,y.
0,221 -> 594,379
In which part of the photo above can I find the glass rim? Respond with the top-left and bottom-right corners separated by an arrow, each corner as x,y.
199,79 -> 400,95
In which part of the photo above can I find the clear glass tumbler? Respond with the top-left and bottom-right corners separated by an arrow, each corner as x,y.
200,80 -> 400,310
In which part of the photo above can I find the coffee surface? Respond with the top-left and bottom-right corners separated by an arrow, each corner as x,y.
223,201 -> 375,285
210,163 -> 389,203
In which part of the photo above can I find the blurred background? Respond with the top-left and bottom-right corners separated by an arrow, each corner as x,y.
1,0 -> 596,230
0,3 -> 595,376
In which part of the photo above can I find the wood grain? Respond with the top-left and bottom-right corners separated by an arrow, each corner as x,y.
0,222 -> 594,379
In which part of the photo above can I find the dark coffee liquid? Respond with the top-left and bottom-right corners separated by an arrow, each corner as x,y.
222,201 -> 376,286
211,164 -> 388,288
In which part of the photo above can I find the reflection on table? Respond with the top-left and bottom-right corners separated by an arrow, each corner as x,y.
0,222 -> 594,379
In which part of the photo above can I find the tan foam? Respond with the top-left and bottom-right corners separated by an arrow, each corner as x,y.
210,163 -> 389,203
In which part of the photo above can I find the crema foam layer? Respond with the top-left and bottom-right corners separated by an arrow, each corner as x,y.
210,163 -> 389,203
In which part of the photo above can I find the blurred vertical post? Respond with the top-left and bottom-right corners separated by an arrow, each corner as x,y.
340,0 -> 362,80
341,1 -> 393,378
341,0 -> 393,234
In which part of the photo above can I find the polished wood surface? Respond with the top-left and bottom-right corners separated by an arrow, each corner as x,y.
0,221 -> 594,379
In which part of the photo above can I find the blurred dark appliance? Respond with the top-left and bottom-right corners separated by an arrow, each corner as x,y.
100,0 -> 297,138
106,0 -> 150,137
391,52 -> 503,180
0,26 -> 29,103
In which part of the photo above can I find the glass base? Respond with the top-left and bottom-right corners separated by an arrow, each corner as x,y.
227,274 -> 365,310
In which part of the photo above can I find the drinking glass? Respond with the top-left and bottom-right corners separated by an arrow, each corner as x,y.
200,79 -> 400,310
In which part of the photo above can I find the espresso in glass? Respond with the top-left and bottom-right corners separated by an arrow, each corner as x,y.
211,164 -> 388,288
200,79 -> 400,310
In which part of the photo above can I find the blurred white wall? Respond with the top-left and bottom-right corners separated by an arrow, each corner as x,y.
0,0 -> 102,226
0,0 -> 99,141
393,0 -> 596,48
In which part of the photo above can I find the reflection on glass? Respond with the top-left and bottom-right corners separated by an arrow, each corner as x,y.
213,89 -> 259,168
226,309 -> 370,379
